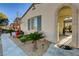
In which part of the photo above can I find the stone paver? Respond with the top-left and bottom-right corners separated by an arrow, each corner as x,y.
1,34 -> 28,56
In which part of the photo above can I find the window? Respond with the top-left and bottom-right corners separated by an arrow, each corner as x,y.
28,19 -> 30,30
28,15 -> 41,31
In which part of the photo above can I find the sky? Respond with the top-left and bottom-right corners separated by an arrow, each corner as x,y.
0,3 -> 32,24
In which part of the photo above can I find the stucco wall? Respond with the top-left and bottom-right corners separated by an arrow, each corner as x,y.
21,3 -> 61,43
74,4 -> 79,48
21,3 -> 79,47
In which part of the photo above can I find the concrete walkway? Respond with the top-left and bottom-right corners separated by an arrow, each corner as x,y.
2,33 -> 79,56
1,34 -> 28,56
0,37 -> 3,56
58,35 -> 72,45
43,43 -> 79,56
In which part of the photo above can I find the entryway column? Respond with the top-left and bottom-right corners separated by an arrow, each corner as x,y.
71,7 -> 78,48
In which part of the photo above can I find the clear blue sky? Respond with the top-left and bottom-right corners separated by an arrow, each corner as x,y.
0,3 -> 32,24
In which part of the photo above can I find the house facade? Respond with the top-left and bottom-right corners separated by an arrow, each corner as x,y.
20,3 -> 79,48
10,17 -> 21,31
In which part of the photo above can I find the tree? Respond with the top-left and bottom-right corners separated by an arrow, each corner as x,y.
0,13 -> 8,26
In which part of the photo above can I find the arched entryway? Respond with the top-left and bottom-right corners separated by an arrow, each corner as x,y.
57,6 -> 72,41
55,4 -> 78,48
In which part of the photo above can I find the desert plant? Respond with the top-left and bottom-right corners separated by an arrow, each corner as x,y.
19,35 -> 27,43
19,31 -> 45,47
26,32 -> 45,49
19,35 -> 31,43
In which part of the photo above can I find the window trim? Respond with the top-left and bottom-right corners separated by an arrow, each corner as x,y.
27,15 -> 42,31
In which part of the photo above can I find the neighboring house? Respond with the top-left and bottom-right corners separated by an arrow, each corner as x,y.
9,23 -> 14,30
20,3 -> 79,48
14,17 -> 21,31
10,17 -> 21,31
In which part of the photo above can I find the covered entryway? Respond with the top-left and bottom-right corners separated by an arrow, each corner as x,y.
57,6 -> 72,42
56,4 -> 78,48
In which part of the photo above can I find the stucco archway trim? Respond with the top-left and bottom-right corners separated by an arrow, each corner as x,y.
55,3 -> 78,48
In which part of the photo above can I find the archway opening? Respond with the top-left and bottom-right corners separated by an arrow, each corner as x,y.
57,6 -> 72,45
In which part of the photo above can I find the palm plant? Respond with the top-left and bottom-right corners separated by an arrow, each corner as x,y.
26,32 -> 45,49
19,35 -> 28,43
18,31 -> 45,50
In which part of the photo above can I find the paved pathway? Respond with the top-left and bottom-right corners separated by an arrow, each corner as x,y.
2,33 -> 79,56
1,34 -> 28,56
58,35 -> 72,45
0,37 -> 3,56
43,43 -> 79,56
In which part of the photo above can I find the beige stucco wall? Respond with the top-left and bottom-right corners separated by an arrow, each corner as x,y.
74,4 -> 79,48
21,3 -> 60,43
21,3 -> 79,48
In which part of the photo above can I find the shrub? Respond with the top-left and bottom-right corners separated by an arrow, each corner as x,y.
19,32 -> 45,44
27,32 -> 45,41
2,29 -> 15,33
19,35 -> 27,43
19,35 -> 31,43
26,32 -> 45,49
